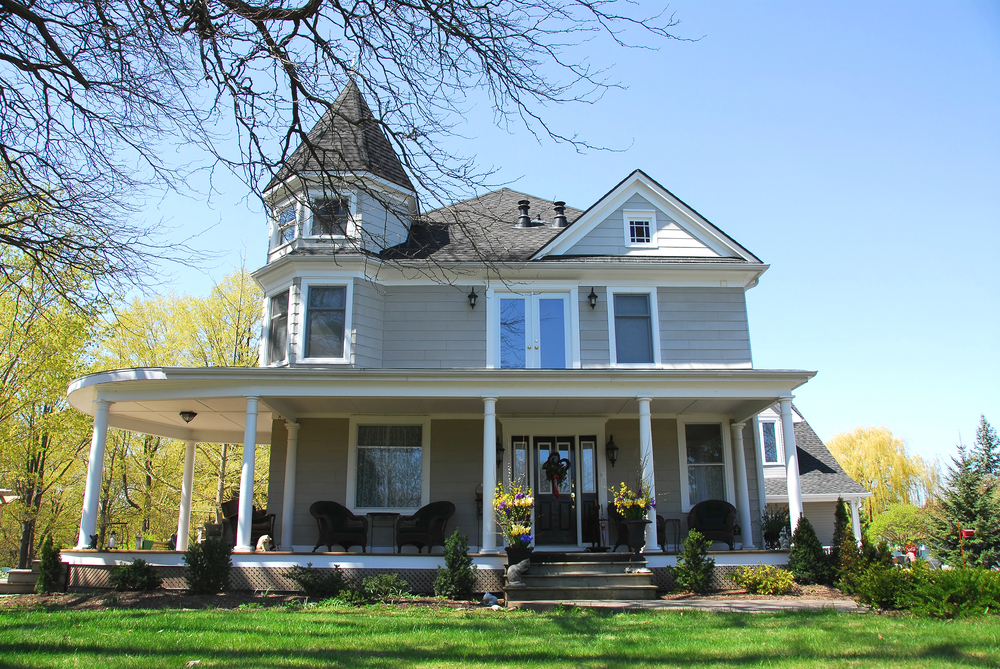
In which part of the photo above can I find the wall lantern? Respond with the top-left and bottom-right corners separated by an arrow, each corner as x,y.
179,411 -> 198,424
468,287 -> 478,309
588,287 -> 598,309
496,435 -> 505,468
605,434 -> 619,467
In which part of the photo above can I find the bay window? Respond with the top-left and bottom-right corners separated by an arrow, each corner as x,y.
267,291 -> 289,364
304,285 -> 347,359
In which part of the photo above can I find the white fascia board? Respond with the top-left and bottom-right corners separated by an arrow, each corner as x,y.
768,492 -> 874,503
534,171 -> 756,261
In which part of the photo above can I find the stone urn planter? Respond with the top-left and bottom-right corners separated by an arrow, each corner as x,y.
505,545 -> 534,566
622,518 -> 652,552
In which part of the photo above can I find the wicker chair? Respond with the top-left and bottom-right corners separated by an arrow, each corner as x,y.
395,501 -> 455,553
309,500 -> 369,552
220,498 -> 275,548
687,499 -> 738,550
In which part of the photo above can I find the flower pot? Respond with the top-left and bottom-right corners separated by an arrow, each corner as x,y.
764,532 -> 781,550
622,519 -> 652,552
505,545 -> 533,566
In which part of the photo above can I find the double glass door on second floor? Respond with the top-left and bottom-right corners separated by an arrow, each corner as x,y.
499,293 -> 570,369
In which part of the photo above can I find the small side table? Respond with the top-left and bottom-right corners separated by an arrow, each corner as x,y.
367,512 -> 401,553
662,518 -> 682,553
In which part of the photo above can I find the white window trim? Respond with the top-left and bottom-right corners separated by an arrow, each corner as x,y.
345,417 -> 432,514
676,418 -> 735,513
486,288 -> 580,370
264,285 -> 293,366
296,279 -> 354,364
303,188 -> 355,239
623,209 -> 657,248
758,416 -> 785,465
606,287 -> 661,367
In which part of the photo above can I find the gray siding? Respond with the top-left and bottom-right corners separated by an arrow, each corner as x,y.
566,193 -> 721,257
352,278 -> 384,367
580,286 -> 610,367
657,287 -> 752,367
429,419 -> 484,550
357,191 -> 410,253
382,285 -> 487,368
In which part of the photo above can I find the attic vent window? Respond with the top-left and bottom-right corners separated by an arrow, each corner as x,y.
311,195 -> 350,236
629,219 -> 651,244
623,209 -> 656,247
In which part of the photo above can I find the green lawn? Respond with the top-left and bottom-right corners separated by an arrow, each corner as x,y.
0,604 -> 997,668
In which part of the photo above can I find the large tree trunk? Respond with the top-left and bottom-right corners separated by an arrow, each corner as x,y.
17,519 -> 35,569
15,431 -> 48,568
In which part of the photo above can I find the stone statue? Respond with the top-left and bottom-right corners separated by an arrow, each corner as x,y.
506,558 -> 531,587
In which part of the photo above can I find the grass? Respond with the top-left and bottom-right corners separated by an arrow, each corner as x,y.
0,604 -> 998,668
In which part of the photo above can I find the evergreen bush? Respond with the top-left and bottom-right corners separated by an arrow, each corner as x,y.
904,566 -> 1000,618
674,529 -> 715,593
183,537 -> 232,594
829,498 -> 853,574
361,573 -> 410,603
287,563 -> 345,599
851,562 -> 910,611
35,536 -> 63,594
110,558 -> 162,591
787,517 -> 831,585
727,564 -> 794,595
433,530 -> 477,599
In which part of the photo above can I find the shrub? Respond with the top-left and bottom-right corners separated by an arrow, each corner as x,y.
287,563 -> 345,599
787,517 -> 831,585
362,573 -> 410,603
183,537 -> 232,594
851,563 -> 911,610
110,558 -> 162,591
35,536 -> 62,594
829,498 -> 853,573
904,566 -> 1000,619
674,529 -> 715,594
727,564 -> 794,595
434,530 -> 477,600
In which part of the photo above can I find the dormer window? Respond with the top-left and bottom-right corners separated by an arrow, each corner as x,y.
276,205 -> 297,246
623,210 -> 656,247
311,195 -> 350,236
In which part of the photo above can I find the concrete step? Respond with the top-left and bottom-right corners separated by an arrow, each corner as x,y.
528,561 -> 646,575
6,569 -> 38,585
522,572 -> 653,588
0,582 -> 36,594
505,584 -> 659,602
527,551 -> 640,563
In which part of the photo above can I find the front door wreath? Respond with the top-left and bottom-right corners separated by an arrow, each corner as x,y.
542,452 -> 571,498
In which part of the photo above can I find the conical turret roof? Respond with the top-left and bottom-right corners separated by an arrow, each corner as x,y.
265,81 -> 414,192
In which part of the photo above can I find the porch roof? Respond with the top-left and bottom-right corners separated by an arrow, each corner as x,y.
67,367 -> 815,444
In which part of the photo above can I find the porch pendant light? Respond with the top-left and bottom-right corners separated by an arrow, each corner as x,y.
179,411 -> 198,424
605,435 -> 619,467
468,287 -> 478,309
588,287 -> 598,309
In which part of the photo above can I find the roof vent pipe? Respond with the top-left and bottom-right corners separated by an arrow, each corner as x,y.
552,201 -> 568,228
515,200 -> 532,228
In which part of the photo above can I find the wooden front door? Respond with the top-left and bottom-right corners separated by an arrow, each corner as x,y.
534,436 -> 577,545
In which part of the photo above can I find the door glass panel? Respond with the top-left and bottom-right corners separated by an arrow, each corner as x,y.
580,440 -> 596,493
555,440 -> 572,496
513,437 -> 529,488
538,298 -> 567,369
537,443 -> 551,494
499,298 -> 526,369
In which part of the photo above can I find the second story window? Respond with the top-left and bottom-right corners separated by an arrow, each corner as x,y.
760,419 -> 782,464
267,292 -> 289,364
612,293 -> 654,364
276,205 -> 297,246
305,285 -> 347,359
311,195 -> 350,236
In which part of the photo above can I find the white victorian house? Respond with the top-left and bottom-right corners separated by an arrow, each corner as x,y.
63,82 -> 865,592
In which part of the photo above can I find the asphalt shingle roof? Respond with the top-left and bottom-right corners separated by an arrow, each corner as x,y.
765,417 -> 869,497
265,81 -> 414,192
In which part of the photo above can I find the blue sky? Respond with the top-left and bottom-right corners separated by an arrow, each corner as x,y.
150,1 -> 1000,465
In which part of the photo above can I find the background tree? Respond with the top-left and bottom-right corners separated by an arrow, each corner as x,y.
827,426 -> 939,522
0,0 -> 682,301
866,503 -> 929,551
975,415 -> 999,477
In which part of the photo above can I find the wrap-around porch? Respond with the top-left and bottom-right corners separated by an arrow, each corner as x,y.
66,368 -> 814,569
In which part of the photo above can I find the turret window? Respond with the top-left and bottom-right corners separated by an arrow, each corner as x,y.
277,205 -> 297,245
311,195 -> 350,236
267,291 -> 289,364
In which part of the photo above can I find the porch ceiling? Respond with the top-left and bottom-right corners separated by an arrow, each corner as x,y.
67,366 -> 815,443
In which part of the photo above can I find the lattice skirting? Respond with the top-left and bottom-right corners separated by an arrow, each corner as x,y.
651,564 -> 788,591
67,565 -> 503,595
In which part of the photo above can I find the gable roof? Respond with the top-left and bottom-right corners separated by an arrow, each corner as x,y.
532,169 -> 762,263
383,188 -> 583,262
764,413 -> 870,498
264,81 -> 414,193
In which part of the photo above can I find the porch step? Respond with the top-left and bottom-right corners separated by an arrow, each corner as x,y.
505,584 -> 658,602
0,569 -> 37,594
528,561 -> 645,576
502,551 -> 658,605
522,572 -> 653,588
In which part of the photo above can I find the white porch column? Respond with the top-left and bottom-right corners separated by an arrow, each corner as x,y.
850,497 -> 863,544
482,397 -> 498,554
235,396 -> 259,553
779,398 -> 803,534
637,397 -> 656,552
280,421 -> 300,550
77,400 -> 112,549
176,440 -> 196,552
730,422 -> 756,549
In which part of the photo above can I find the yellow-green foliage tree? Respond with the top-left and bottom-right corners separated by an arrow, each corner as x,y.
827,426 -> 938,522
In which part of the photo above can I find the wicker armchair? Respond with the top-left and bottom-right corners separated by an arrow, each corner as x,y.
220,498 -> 275,548
395,501 -> 455,553
309,500 -> 369,553
687,499 -> 738,550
